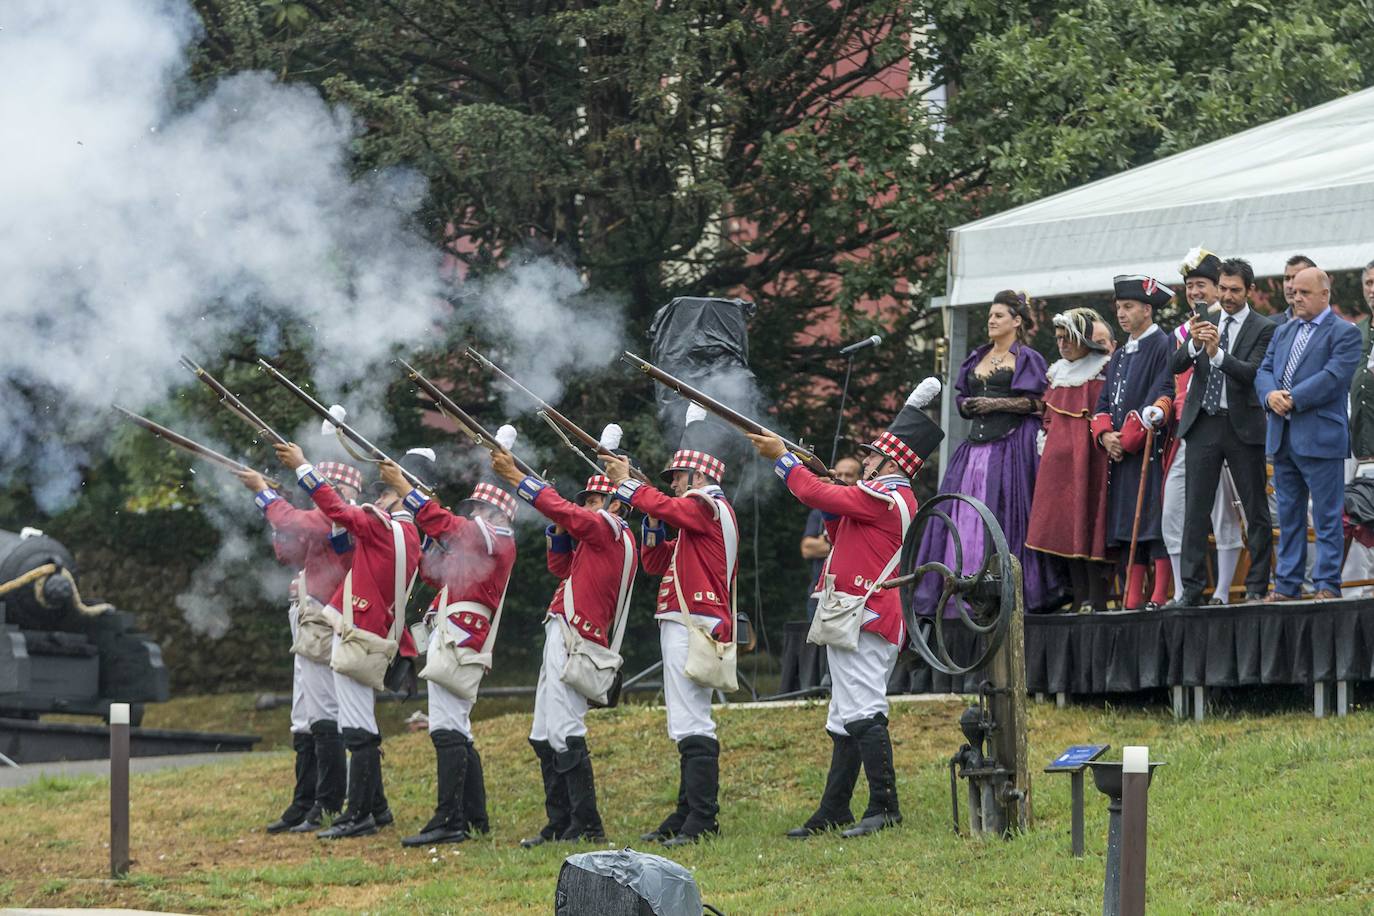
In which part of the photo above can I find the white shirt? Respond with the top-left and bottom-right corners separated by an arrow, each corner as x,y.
1123,323 -> 1160,354
1187,305 -> 1251,409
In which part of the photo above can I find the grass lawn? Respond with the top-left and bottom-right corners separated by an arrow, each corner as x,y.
3,695 -> 1372,914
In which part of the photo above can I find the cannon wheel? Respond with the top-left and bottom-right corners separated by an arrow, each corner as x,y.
898,493 -> 1017,677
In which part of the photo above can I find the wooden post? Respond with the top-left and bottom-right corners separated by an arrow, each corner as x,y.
987,556 -> 1031,833
110,702 -> 131,877
1118,746 -> 1149,916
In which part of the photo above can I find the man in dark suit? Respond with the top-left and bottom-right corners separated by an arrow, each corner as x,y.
1170,258 -> 1274,605
1269,254 -> 1317,324
1256,267 -> 1363,600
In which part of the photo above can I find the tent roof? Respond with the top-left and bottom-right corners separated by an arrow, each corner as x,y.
946,86 -> 1374,307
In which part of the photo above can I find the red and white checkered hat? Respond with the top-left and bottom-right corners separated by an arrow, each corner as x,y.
661,448 -> 725,483
575,474 -> 617,505
861,378 -> 944,478
469,481 -> 517,520
316,461 -> 364,492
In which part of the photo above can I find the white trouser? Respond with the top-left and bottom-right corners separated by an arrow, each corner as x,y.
825,631 -> 899,736
529,617 -> 589,751
426,625 -> 477,738
288,604 -> 308,734
659,618 -> 717,742
289,602 -> 340,729
331,634 -> 378,734
1162,440 -> 1243,553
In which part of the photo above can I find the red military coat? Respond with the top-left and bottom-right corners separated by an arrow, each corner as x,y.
620,479 -> 736,640
300,467 -> 419,641
519,479 -> 637,648
258,491 -> 352,605
775,456 -> 914,647
406,489 -> 516,652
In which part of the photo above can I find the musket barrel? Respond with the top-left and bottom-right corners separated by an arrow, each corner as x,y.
114,405 -> 281,488
180,355 -> 288,445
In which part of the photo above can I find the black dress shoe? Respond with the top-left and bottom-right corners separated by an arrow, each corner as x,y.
839,813 -> 901,838
373,808 -> 394,829
1143,601 -> 1162,611
519,834 -> 548,849
265,815 -> 302,834
317,814 -> 378,839
1243,592 -> 1266,604
400,825 -> 468,847
287,816 -> 323,834
662,830 -> 717,848
639,829 -> 670,843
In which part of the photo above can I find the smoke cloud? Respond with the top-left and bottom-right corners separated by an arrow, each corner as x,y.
2,0 -> 624,636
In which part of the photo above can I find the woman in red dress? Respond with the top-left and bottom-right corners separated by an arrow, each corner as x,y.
1027,307 -> 1115,612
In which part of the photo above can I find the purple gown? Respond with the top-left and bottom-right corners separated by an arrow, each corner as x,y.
913,343 -> 1061,616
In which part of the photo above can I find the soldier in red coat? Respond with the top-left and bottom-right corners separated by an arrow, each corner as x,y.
238,459 -> 360,835
749,379 -> 944,838
381,433 -> 519,849
273,441 -> 421,840
605,406 -> 738,847
493,424 -> 639,847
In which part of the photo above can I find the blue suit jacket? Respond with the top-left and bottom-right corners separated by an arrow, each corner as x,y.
1255,311 -> 1363,458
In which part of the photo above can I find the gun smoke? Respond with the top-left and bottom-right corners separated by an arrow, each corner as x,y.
2,0 -> 626,636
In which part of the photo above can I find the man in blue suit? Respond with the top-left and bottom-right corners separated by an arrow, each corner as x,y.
1256,267 -> 1363,599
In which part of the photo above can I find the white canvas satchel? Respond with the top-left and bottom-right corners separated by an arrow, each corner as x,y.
806,489 -> 912,651
558,516 -> 636,705
419,582 -> 510,702
289,570 -> 338,665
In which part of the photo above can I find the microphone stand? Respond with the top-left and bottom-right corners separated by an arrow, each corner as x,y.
830,351 -> 857,466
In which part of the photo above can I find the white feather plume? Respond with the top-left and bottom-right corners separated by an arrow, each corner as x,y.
599,423 -> 624,451
321,403 -> 347,436
405,447 -> 436,464
495,424 -> 518,450
907,377 -> 942,409
685,403 -> 707,425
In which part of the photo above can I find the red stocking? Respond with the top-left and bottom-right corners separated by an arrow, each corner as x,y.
1124,563 -> 1148,610
1150,557 -> 1172,606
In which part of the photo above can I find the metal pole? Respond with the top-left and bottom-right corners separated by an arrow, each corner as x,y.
1071,769 -> 1086,858
829,354 -> 855,466
110,702 -> 131,878
1118,746 -> 1149,916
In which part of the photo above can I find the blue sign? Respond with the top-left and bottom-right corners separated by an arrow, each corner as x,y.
1045,744 -> 1110,772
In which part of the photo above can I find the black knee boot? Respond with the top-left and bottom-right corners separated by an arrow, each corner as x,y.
641,744 -> 690,842
557,737 -> 606,842
462,741 -> 489,835
521,739 -> 571,848
268,731 -> 317,833
662,735 -> 720,847
318,729 -> 380,839
841,714 -> 901,837
288,719 -> 345,833
370,732 -> 393,828
401,730 -> 469,847
787,730 -> 861,838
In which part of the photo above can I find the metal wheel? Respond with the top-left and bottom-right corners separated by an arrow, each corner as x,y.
894,493 -> 1016,676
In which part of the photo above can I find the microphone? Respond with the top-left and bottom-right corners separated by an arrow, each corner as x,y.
839,334 -> 882,356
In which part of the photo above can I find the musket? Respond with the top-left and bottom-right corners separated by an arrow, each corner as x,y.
621,351 -> 836,479
395,358 -> 542,481
466,346 -> 650,483
179,355 -> 288,446
256,358 -> 432,494
114,405 -> 281,489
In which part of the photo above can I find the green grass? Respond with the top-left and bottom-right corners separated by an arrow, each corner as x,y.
5,697 -> 1374,913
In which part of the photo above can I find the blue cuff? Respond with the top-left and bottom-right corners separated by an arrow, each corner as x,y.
254,489 -> 281,511
641,517 -> 669,548
616,479 -> 643,502
403,488 -> 429,513
329,530 -> 352,554
546,524 -> 574,554
296,465 -> 324,494
774,453 -> 801,480
821,511 -> 840,522
518,477 -> 547,504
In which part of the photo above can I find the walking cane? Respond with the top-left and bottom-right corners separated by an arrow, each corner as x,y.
1126,426 -> 1157,572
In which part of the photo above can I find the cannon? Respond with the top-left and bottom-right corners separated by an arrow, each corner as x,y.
0,527 -> 168,725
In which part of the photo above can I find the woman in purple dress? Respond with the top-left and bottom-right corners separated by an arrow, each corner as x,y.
914,290 -> 1059,614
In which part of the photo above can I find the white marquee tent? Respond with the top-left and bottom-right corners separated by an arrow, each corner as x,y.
936,85 -> 1374,461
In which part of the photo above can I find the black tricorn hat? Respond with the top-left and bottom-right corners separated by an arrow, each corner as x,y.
860,378 -> 945,477
1113,275 -> 1174,310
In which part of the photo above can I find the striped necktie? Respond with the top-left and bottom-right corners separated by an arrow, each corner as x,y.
1280,321 -> 1314,390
